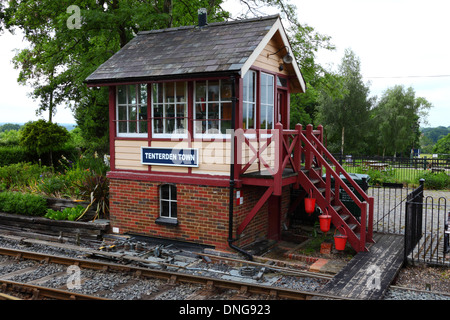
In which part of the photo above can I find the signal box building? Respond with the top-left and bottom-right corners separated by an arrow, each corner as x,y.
86,14 -> 374,256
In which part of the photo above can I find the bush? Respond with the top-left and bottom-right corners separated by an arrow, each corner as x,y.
0,192 -> 47,216
0,146 -> 31,166
0,162 -> 49,190
419,171 -> 450,190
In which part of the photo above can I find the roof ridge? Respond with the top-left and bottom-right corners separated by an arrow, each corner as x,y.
137,14 -> 280,35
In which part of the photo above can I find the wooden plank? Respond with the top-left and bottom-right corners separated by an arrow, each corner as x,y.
318,233 -> 404,300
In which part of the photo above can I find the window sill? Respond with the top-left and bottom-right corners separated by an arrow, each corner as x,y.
155,217 -> 179,226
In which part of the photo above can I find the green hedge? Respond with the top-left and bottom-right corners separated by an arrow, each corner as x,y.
0,192 -> 47,216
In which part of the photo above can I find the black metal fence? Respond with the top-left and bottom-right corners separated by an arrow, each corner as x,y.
368,180 -> 449,266
334,154 -> 450,186
404,181 -> 424,262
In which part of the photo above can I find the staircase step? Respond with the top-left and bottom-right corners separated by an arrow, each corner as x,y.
310,179 -> 320,185
339,214 -> 351,222
332,205 -> 342,212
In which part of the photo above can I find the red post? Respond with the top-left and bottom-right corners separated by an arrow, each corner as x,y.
305,124 -> 314,170
274,122 -> 283,196
360,202 -> 367,251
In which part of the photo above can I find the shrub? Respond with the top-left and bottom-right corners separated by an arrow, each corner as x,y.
0,192 -> 47,216
0,162 -> 49,190
419,171 -> 450,190
0,146 -> 31,166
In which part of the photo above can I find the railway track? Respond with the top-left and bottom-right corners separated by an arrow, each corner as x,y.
0,241 -> 345,301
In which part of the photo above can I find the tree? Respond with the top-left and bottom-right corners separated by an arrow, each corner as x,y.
2,0 -> 230,152
372,85 -> 432,157
433,133 -> 450,156
20,120 -> 70,166
316,49 -> 374,155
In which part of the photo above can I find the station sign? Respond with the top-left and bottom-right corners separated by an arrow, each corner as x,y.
141,147 -> 199,167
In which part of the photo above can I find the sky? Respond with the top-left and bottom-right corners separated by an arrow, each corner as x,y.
1,0 -> 449,127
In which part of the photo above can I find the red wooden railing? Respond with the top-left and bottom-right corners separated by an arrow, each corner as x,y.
236,123 -> 374,252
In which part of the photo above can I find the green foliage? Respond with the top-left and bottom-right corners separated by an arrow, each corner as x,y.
432,133 -> 450,156
317,49 -> 373,155
0,192 -> 47,216
419,171 -> 450,190
76,174 -> 109,219
0,146 -> 30,166
0,162 -> 48,190
20,120 -> 70,166
0,123 -> 21,132
421,126 -> 450,144
45,205 -> 86,221
0,130 -> 20,146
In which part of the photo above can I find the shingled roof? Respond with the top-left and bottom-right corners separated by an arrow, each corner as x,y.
85,14 -> 305,92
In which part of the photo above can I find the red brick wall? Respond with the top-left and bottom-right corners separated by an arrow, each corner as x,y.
109,178 -> 291,252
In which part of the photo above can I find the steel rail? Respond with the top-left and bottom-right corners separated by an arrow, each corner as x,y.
0,279 -> 108,300
0,246 -> 348,300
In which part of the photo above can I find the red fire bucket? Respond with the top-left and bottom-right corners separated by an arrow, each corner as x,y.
318,212 -> 331,233
334,227 -> 347,251
305,189 -> 316,215
305,198 -> 316,215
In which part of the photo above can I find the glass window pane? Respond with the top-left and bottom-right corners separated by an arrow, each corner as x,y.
165,119 -> 175,134
166,104 -> 175,118
154,119 -> 163,133
208,81 -> 219,101
176,83 -> 186,102
221,80 -> 232,100
196,104 -> 205,120
221,103 -> 232,120
165,82 -> 175,103
176,119 -> 186,132
221,120 -> 231,134
154,104 -> 163,118
117,86 -> 126,104
176,104 -> 185,118
139,121 -> 148,134
195,81 -> 206,102
209,120 -> 219,133
195,121 -> 205,134
171,202 -> 177,218
161,185 -> 169,200
208,103 -> 219,120
139,84 -> 147,104
118,106 -> 127,121
129,106 -> 137,121
161,201 -> 169,217
153,84 -> 163,104
129,120 -> 137,133
170,185 -> 176,200
118,121 -> 127,133
128,85 -> 136,104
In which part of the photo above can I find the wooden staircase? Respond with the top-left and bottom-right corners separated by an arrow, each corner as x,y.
236,123 -> 375,252
297,125 -> 375,252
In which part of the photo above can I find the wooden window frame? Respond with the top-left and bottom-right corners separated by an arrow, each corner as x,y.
116,84 -> 148,138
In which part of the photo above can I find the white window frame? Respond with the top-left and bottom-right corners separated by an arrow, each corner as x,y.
260,73 -> 274,129
159,184 -> 177,220
152,82 -> 188,139
243,70 -> 256,130
116,84 -> 148,138
194,80 -> 232,139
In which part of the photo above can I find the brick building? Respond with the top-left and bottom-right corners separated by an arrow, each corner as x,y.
86,12 -> 374,256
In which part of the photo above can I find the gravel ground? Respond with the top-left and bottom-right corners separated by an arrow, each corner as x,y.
384,264 -> 450,300
0,235 -> 449,300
